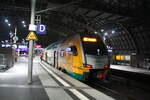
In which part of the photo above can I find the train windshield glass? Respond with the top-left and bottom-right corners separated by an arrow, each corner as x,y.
82,37 -> 107,56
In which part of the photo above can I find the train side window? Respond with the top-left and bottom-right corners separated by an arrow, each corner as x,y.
60,50 -> 65,57
70,46 -> 78,56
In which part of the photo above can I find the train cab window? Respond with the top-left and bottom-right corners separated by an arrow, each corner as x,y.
82,42 -> 107,56
70,46 -> 78,56
66,46 -> 78,56
81,35 -> 107,56
65,46 -> 77,56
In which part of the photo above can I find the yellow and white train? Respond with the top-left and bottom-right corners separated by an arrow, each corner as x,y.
42,34 -> 110,81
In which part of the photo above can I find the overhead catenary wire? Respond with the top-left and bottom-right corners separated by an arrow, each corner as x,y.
36,1 -> 79,14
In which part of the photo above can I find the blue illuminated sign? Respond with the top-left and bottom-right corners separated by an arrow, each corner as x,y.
36,24 -> 46,34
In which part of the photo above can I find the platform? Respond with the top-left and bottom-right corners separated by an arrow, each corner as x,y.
0,57 -> 115,100
111,65 -> 150,75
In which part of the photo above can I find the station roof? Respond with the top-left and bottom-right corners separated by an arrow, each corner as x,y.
0,0 -> 150,55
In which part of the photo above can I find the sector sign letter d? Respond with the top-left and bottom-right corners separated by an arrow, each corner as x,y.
36,24 -> 46,34
40,25 -> 45,32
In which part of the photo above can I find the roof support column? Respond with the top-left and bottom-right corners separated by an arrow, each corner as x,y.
28,0 -> 36,84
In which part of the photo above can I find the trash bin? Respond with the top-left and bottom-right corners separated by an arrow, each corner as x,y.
0,47 -> 16,69
0,54 -> 7,70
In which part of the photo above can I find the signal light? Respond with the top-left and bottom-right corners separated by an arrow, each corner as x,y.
83,37 -> 97,42
98,74 -> 106,79
35,45 -> 42,48
99,74 -> 103,79
104,65 -> 109,69
86,64 -> 93,68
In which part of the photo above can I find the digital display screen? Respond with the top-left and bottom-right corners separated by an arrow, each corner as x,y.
18,45 -> 27,49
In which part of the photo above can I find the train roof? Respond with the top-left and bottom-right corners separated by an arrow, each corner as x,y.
46,40 -> 64,50
45,33 -> 103,50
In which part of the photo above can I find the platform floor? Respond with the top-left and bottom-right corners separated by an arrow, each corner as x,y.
0,57 -> 49,100
0,57 -> 115,100
111,65 -> 150,75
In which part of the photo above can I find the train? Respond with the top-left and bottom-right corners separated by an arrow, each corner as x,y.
42,33 -> 110,81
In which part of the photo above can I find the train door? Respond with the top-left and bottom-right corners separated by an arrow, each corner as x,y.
69,46 -> 81,73
69,44 -> 85,80
54,51 -> 58,68
64,47 -> 73,73
44,52 -> 48,62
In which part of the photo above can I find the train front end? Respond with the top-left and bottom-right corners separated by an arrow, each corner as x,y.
81,34 -> 110,81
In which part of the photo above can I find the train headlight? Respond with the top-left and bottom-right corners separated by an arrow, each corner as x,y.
86,64 -> 93,68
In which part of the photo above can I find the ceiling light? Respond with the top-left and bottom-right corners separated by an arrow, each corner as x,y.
5,19 -> 8,23
9,32 -> 12,35
103,37 -> 106,41
112,30 -> 115,34
94,31 -> 98,34
23,25 -> 26,27
104,32 -> 108,36
22,21 -> 25,24
101,29 -> 104,32
8,23 -> 11,26
5,40 -> 8,42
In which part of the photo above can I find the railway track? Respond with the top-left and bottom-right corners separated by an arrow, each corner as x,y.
87,79 -> 136,100
86,74 -> 150,100
111,74 -> 150,92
